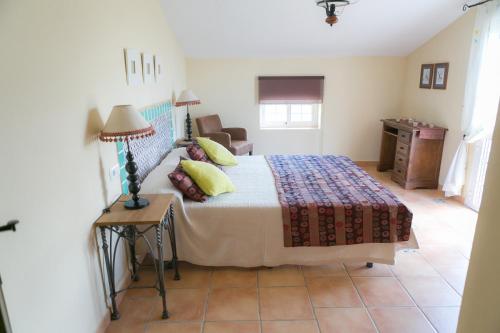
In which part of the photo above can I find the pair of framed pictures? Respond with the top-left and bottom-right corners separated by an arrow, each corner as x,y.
419,63 -> 449,90
124,48 -> 163,86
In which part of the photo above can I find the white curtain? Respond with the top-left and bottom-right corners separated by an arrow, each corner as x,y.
443,1 -> 500,197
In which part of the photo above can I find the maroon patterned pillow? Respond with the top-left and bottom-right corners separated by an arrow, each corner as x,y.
186,143 -> 211,163
168,161 -> 208,202
186,142 -> 222,170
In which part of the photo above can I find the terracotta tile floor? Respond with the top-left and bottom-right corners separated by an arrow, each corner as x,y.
105,167 -> 477,333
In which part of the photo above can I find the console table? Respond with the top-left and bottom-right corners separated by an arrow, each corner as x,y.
378,119 -> 447,189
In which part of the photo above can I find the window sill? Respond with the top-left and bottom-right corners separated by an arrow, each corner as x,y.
260,127 -> 321,131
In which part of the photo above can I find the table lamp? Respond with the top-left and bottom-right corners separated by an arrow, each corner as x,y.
175,89 -> 200,141
99,105 -> 155,209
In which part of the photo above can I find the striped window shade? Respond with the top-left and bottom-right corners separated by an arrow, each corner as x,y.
258,76 -> 325,104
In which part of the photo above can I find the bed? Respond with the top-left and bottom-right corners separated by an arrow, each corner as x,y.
140,148 -> 417,267
125,102 -> 417,268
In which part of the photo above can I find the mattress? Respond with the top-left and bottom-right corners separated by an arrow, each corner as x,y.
141,148 -> 418,267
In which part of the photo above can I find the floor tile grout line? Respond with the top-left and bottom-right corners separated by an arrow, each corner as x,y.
392,272 -> 440,333
344,263 -> 381,333
155,319 -> 335,323
200,270 -> 213,333
300,265 -> 323,333
414,250 -> 466,297
109,263 -> 462,333
145,296 -> 156,333
420,241 -> 472,262
256,268 -> 263,333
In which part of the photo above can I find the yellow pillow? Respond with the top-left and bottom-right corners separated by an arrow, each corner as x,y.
196,137 -> 238,166
180,160 -> 236,196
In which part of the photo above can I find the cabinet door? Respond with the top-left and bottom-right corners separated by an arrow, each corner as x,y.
407,138 -> 443,187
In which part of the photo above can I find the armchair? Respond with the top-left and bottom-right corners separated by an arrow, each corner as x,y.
195,114 -> 253,155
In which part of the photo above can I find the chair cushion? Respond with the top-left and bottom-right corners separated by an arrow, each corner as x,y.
229,140 -> 253,156
168,161 -> 208,202
180,160 -> 236,196
196,137 -> 238,166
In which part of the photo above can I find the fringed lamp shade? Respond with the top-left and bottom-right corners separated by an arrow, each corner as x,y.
99,104 -> 154,210
175,90 -> 201,141
99,105 -> 155,142
175,90 -> 201,107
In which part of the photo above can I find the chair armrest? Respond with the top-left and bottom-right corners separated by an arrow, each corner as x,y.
222,127 -> 247,141
207,132 -> 231,149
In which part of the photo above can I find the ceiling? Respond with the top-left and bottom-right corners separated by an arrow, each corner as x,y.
160,0 -> 466,58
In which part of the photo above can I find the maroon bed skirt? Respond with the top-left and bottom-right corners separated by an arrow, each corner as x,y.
265,155 -> 413,247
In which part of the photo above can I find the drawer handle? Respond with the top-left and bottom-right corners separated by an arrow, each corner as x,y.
399,146 -> 404,150
397,170 -> 402,173
398,158 -> 403,162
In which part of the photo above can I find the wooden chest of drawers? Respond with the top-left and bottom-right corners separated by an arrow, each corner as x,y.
378,119 -> 447,190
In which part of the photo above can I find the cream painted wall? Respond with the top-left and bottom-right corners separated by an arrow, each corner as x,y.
401,11 -> 476,183
187,57 -> 406,160
458,104 -> 500,332
0,1 -> 185,332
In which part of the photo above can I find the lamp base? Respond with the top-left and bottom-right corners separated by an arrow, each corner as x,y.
186,110 -> 193,141
124,198 -> 150,210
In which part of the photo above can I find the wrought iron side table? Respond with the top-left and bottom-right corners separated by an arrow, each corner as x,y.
95,194 -> 180,321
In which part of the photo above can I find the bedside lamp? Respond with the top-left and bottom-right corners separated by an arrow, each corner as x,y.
99,105 -> 155,210
175,89 -> 200,141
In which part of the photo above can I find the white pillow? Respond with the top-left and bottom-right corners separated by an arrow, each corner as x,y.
163,147 -> 189,165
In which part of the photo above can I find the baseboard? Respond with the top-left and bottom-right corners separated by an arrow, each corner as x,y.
436,184 -> 466,204
95,271 -> 131,333
96,253 -> 147,333
354,161 -> 378,167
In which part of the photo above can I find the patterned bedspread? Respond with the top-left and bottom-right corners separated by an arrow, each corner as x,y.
265,155 -> 413,247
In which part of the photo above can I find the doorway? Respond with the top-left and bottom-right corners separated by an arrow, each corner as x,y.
463,5 -> 500,211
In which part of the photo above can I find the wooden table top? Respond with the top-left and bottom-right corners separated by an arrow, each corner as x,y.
381,118 -> 447,132
95,194 -> 175,226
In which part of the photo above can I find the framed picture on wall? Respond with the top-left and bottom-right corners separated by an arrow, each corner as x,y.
433,63 -> 449,90
419,64 -> 434,89
154,55 -> 163,82
142,53 -> 154,84
124,49 -> 142,86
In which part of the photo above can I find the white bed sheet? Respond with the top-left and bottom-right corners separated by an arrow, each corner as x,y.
141,148 -> 418,267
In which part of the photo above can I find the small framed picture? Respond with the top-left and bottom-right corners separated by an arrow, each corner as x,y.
124,49 -> 142,86
419,64 -> 434,89
142,53 -> 154,84
154,55 -> 162,81
433,63 -> 449,90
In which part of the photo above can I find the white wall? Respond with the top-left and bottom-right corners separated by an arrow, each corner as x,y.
458,104 -> 500,332
401,11 -> 476,183
0,1 -> 186,332
187,57 -> 406,160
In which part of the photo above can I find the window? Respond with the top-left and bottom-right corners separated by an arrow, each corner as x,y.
258,76 -> 324,129
260,104 -> 321,129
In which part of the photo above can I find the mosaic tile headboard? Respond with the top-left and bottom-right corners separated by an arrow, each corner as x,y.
116,101 -> 175,194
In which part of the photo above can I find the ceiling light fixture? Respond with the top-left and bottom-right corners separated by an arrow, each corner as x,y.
315,0 -> 359,26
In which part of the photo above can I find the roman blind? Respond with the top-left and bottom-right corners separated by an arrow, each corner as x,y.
258,76 -> 325,104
